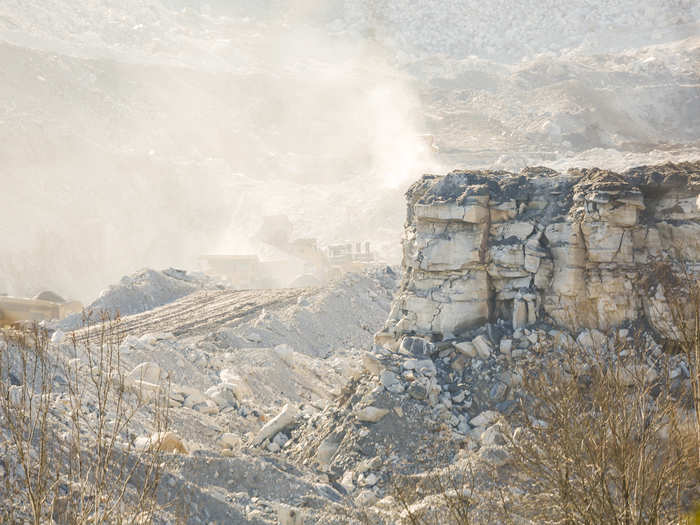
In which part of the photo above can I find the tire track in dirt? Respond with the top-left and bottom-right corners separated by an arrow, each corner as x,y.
74,288 -> 307,340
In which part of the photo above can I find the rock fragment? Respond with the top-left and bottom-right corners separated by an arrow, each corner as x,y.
277,503 -> 304,525
253,404 -> 298,445
127,362 -> 163,384
470,410 -> 500,427
134,431 -> 187,454
355,406 -> 389,423
472,335 -> 493,359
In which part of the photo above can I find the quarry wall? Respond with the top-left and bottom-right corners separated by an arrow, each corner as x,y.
380,162 -> 700,341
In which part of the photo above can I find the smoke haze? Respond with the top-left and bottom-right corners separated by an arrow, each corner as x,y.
0,2 -> 439,302
1,0 -> 698,302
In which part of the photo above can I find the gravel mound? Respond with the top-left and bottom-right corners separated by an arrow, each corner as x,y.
343,0 -> 700,61
60,268 -> 221,330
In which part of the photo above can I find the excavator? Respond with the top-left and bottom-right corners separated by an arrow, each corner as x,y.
200,215 -> 375,288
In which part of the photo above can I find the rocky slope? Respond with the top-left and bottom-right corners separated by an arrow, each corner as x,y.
1,268 -> 398,524
379,161 -> 700,342
3,182 -> 698,523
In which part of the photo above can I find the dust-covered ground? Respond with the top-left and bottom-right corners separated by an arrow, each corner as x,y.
2,267 -> 399,523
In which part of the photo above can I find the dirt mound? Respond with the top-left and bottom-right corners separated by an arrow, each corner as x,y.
60,268 -> 222,330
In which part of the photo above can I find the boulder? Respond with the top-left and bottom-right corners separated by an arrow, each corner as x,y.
472,335 -> 493,359
219,432 -> 241,449
355,489 -> 378,506
277,503 -> 304,525
183,389 -> 207,409
481,423 -> 507,447
316,436 -> 341,466
206,383 -> 237,407
340,471 -> 355,492
380,370 -> 399,389
399,336 -> 435,356
127,362 -> 163,385
455,341 -> 477,357
135,431 -> 187,454
362,353 -> 382,375
576,329 -> 607,351
470,410 -> 500,427
619,364 -> 659,386
408,382 -> 428,400
499,339 -> 513,356
253,404 -> 298,445
414,359 -> 437,376
220,369 -> 253,399
130,379 -> 161,401
451,354 -> 469,372
194,399 -> 219,415
355,406 -> 390,423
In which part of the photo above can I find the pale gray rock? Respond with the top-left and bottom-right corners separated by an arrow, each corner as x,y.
355,489 -> 378,506
414,359 -> 437,376
380,370 -> 399,389
127,362 -> 163,384
382,163 -> 700,341
206,383 -> 237,407
277,503 -> 304,525
362,353 -> 382,375
470,410 -> 500,427
481,423 -> 507,446
253,404 -> 298,445
472,335 -> 493,359
499,338 -> 513,357
455,341 -> 477,357
219,433 -> 240,449
355,406 -> 390,423
408,382 -> 428,401
512,299 -> 528,329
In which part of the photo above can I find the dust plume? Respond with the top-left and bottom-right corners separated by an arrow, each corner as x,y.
0,1 -> 439,302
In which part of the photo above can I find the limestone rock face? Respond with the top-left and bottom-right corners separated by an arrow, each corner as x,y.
380,162 -> 700,339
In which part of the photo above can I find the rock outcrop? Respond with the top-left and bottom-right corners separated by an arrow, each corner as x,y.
380,162 -> 700,341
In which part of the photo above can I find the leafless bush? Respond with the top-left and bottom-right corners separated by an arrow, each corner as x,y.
350,437 -> 476,524
390,451 -> 475,525
321,437 -> 475,525
645,260 -> 700,466
0,313 -> 173,524
501,333 -> 697,525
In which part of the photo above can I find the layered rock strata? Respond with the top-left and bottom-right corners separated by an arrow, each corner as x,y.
380,162 -> 700,341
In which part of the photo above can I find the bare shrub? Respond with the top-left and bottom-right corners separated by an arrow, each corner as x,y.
323,328 -> 697,525
0,313 -> 173,524
321,438 -> 475,525
501,333 -> 697,525
645,260 -> 700,466
390,452 -> 475,525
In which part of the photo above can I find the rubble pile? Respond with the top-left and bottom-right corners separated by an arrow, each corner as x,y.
59,268 -> 225,329
1,267 -> 398,524
343,0 -> 699,61
280,318 -> 693,521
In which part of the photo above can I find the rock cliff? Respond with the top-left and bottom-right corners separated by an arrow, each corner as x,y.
379,161 -> 700,342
